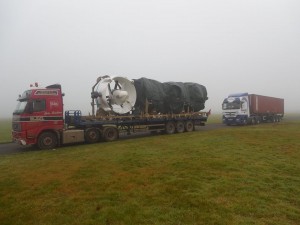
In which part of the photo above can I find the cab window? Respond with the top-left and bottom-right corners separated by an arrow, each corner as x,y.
33,99 -> 46,112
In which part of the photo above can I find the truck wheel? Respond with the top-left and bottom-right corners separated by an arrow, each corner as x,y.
38,132 -> 58,150
165,121 -> 175,134
176,121 -> 185,133
85,128 -> 100,143
103,127 -> 119,142
185,120 -> 194,132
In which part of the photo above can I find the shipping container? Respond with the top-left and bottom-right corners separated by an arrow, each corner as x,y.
249,94 -> 284,115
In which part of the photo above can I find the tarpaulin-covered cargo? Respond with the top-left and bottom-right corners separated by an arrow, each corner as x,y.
133,77 -> 208,114
184,82 -> 208,111
164,82 -> 190,113
133,78 -> 167,113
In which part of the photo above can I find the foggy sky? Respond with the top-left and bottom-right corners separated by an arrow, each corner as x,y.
1,0 -> 300,118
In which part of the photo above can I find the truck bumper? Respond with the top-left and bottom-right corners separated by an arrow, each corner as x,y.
12,131 -> 29,146
223,116 -> 248,125
13,138 -> 27,146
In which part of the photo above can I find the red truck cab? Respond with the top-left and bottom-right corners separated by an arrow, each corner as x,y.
12,84 -> 64,149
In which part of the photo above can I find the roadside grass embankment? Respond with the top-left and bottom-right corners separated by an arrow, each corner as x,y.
0,119 -> 11,143
0,121 -> 300,224
206,113 -> 222,124
207,113 -> 300,124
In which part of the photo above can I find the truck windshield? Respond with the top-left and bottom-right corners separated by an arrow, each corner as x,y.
13,90 -> 32,115
13,101 -> 28,115
222,98 -> 241,110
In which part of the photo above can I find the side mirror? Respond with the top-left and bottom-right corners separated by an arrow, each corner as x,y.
241,101 -> 248,111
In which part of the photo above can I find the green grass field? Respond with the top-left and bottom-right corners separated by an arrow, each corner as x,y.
206,113 -> 222,124
1,120 -> 300,225
0,119 -> 11,143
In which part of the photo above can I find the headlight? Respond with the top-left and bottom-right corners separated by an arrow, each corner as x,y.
12,123 -> 21,132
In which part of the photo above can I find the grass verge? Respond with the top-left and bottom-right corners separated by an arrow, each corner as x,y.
0,119 -> 11,143
0,121 -> 300,224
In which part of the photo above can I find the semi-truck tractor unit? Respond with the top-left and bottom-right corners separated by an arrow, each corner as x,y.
222,93 -> 284,125
12,76 -> 209,149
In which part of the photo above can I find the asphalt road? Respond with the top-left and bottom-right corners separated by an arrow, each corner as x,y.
0,123 -> 227,155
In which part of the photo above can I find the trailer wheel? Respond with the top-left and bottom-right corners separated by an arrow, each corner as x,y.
103,127 -> 119,142
37,132 -> 58,150
85,128 -> 100,143
165,121 -> 175,134
185,120 -> 194,132
176,121 -> 185,133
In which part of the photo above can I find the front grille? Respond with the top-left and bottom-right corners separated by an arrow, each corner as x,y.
224,112 -> 236,117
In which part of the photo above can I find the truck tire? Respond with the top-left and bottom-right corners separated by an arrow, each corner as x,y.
37,132 -> 58,150
176,121 -> 185,133
165,121 -> 175,134
185,120 -> 194,132
103,127 -> 119,142
85,128 -> 100,143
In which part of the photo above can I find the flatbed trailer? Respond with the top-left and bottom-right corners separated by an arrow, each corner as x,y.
64,110 -> 208,143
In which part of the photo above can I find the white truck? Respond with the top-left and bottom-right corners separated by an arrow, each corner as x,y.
222,93 -> 284,125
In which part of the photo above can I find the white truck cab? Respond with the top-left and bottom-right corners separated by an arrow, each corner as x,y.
222,93 -> 250,125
